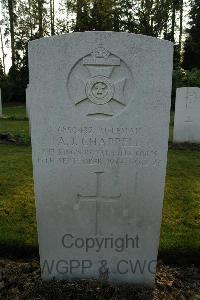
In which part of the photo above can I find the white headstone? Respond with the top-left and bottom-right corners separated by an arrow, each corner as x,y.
174,87 -> 200,143
0,88 -> 2,117
28,32 -> 173,286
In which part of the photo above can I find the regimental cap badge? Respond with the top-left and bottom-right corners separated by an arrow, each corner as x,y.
83,46 -> 120,66
92,47 -> 110,59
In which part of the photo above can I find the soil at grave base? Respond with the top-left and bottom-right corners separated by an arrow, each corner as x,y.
0,133 -> 21,145
0,259 -> 199,300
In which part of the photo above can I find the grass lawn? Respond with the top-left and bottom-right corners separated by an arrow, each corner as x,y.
0,144 -> 199,259
0,145 -> 36,247
160,149 -> 200,257
0,106 -> 30,144
0,119 -> 29,137
2,105 -> 27,119
0,106 -> 199,260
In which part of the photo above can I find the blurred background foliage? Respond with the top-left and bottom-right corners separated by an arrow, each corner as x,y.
0,0 -> 200,108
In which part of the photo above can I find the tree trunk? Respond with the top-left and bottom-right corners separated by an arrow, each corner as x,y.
0,25 -> 5,73
50,0 -> 55,35
76,0 -> 84,31
179,0 -> 183,50
171,1 -> 176,42
28,0 -> 33,37
8,0 -> 15,68
38,0 -> 43,38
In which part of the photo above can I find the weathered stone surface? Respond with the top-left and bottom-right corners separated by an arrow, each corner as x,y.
174,87 -> 200,143
28,32 -> 173,286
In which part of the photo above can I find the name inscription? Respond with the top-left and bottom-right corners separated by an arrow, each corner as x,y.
35,126 -> 161,168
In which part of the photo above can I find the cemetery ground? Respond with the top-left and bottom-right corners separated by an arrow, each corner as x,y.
0,105 -> 200,299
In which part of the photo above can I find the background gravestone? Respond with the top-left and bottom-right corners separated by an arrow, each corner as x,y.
28,32 -> 173,286
174,87 -> 200,143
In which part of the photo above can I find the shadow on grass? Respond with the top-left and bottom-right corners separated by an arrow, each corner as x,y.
0,244 -> 39,259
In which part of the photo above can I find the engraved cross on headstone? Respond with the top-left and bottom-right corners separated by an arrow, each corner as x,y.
77,172 -> 121,235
